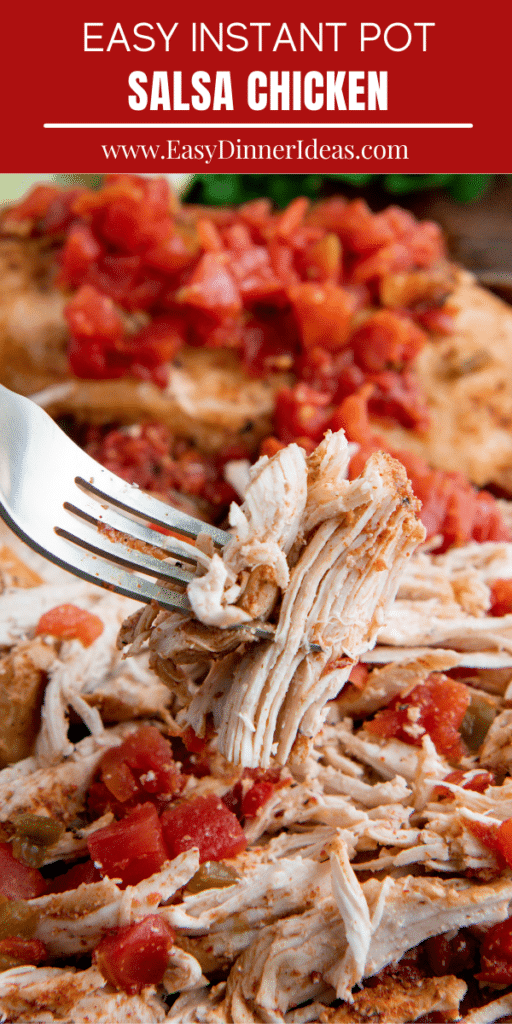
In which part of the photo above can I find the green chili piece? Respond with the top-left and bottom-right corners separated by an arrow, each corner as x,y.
12,815 -> 65,848
186,861 -> 240,893
0,901 -> 38,940
460,698 -> 497,752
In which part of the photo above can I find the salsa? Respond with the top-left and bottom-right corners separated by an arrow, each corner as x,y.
7,175 -> 510,550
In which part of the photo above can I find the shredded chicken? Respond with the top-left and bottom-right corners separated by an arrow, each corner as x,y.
137,432 -> 424,767
1,442 -> 512,1020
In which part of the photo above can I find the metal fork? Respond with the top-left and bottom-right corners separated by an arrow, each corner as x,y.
0,383 -> 234,617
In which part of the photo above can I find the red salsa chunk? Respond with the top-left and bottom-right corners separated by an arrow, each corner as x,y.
87,803 -> 168,887
364,673 -> 471,761
87,725 -> 184,819
478,917 -> 512,985
35,604 -> 104,647
467,817 -> 512,871
0,843 -> 47,900
160,794 -> 247,862
0,937 -> 48,966
489,579 -> 512,618
223,768 -> 288,821
94,915 -> 175,994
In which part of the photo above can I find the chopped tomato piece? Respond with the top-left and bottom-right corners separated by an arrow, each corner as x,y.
160,794 -> 247,862
478,917 -> 512,984
87,803 -> 168,886
435,769 -> 495,797
365,672 -> 470,761
181,726 -> 208,755
350,311 -> 426,373
48,858 -> 102,893
348,663 -> 369,690
65,284 -> 124,342
5,185 -> 61,223
223,768 -> 287,821
394,449 -> 511,553
289,281 -> 357,351
241,781 -> 275,819
0,843 -> 47,899
128,315 -> 184,366
176,252 -> 242,321
367,371 -> 430,432
0,937 -> 47,965
495,819 -> 512,868
489,579 -> 512,617
334,199 -> 395,254
274,384 -> 332,446
58,224 -> 102,286
87,726 -> 184,818
259,436 -> 286,458
424,930 -> 476,976
465,819 -> 505,869
35,604 -> 104,647
94,915 -> 175,994
331,383 -> 377,446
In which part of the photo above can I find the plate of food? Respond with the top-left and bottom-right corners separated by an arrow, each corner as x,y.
1,175 -> 512,1022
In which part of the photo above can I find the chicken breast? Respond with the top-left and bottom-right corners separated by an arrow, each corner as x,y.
379,270 -> 512,491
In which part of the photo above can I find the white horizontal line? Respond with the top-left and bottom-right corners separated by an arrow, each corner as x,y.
44,122 -> 473,129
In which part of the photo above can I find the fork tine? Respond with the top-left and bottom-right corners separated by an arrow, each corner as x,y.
62,554 -> 192,614
63,499 -> 205,567
54,518 -> 196,587
75,476 -> 230,547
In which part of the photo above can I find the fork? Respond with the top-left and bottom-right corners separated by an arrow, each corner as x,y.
0,383 -> 244,621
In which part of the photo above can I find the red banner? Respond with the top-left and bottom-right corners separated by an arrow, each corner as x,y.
2,0 -> 511,171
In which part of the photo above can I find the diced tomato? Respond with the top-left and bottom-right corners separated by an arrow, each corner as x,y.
274,384 -> 332,446
289,281 -> 357,351
87,726 -> 184,819
350,311 -> 427,373
223,768 -> 287,821
35,604 -> 104,647
348,663 -> 369,690
144,226 -> 198,275
333,199 -> 395,254
0,843 -> 47,899
365,672 -> 470,761
241,781 -> 275,819
5,185 -> 61,223
160,794 -> 247,862
176,252 -> 242,321
394,450 -> 511,553
94,915 -> 175,994
489,579 -> 512,617
241,314 -> 299,377
424,930 -> 476,976
58,224 -> 102,286
494,819 -> 512,868
48,858 -> 102,893
0,937 -> 47,965
330,383 -> 377,445
128,315 -> 185,366
478,917 -> 512,984
181,726 -> 208,755
435,769 -> 495,797
465,820 -> 505,869
367,371 -> 430,432
299,233 -> 342,284
259,436 -> 286,459
350,243 -> 412,285
65,284 -> 124,341
87,803 -> 169,886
